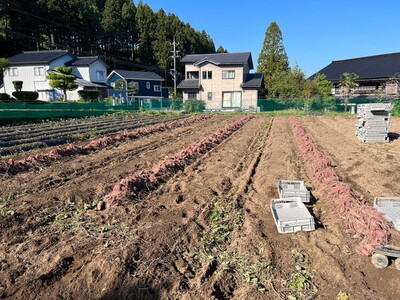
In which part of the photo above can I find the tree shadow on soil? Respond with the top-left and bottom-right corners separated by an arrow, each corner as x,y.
388,132 -> 400,141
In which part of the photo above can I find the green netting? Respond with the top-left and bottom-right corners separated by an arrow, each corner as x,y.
257,98 -> 385,112
0,100 -> 186,125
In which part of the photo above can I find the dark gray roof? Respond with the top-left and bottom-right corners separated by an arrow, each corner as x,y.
67,57 -> 100,66
75,79 -> 108,88
111,70 -> 165,81
241,73 -> 264,88
8,50 -> 72,65
177,79 -> 200,89
180,52 -> 254,69
310,52 -> 400,81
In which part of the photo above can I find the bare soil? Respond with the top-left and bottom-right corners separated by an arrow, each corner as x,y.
1,115 -> 399,300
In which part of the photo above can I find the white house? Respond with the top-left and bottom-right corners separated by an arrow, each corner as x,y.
177,52 -> 263,110
1,50 -> 109,101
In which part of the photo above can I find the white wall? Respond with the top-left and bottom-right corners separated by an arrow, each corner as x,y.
71,66 -> 90,81
89,60 -> 108,83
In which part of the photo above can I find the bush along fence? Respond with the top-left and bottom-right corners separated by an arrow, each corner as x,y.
98,115 -> 255,210
289,116 -> 398,256
0,115 -> 213,176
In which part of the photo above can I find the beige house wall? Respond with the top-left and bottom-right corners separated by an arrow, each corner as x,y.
182,62 -> 259,110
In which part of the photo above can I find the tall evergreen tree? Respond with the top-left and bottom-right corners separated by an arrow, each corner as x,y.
257,22 -> 289,77
136,1 -> 155,65
121,0 -> 137,59
153,9 -> 170,70
217,46 -> 228,53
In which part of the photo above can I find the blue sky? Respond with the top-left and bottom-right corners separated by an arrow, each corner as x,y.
142,0 -> 400,77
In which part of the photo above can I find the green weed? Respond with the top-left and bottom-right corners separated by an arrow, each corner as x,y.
286,250 -> 317,299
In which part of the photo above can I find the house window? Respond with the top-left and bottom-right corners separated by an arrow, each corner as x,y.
9,68 -> 18,76
222,91 -> 241,108
188,92 -> 197,100
187,71 -> 199,79
110,82 -> 116,88
154,85 -> 161,92
202,71 -> 213,80
96,71 -> 104,81
222,70 -> 235,79
146,82 -> 150,89
34,67 -> 45,76
207,92 -> 213,101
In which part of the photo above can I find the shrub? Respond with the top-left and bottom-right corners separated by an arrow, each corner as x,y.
78,90 -> 99,102
0,93 -> 11,100
12,80 -> 23,92
183,100 -> 206,113
170,99 -> 183,110
12,91 -> 39,101
392,100 -> 400,116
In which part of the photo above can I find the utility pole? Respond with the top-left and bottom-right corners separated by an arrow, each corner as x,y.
170,36 -> 180,97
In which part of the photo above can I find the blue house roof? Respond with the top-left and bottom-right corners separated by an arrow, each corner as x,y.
109,70 -> 165,81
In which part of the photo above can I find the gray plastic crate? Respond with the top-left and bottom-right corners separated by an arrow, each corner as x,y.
374,197 -> 400,231
356,104 -> 392,143
278,180 -> 310,203
270,198 -> 315,234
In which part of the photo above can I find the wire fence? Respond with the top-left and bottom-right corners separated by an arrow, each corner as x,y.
0,98 -> 396,124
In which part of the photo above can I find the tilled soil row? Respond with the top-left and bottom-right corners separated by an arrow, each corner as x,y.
303,116 -> 400,200
0,115 -> 212,176
228,117 -> 399,300
95,116 -> 272,300
0,115 -> 267,299
0,115 -> 242,299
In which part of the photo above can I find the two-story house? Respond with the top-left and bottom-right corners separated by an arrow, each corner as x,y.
1,50 -> 108,101
177,52 -> 263,110
107,70 -> 168,102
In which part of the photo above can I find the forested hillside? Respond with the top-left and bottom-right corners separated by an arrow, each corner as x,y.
0,0 -> 216,70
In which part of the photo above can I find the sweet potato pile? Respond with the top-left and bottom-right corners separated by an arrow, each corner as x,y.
0,115 -> 213,176
290,116 -> 393,256
99,115 -> 255,209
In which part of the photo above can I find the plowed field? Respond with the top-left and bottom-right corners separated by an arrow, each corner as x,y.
1,115 -> 399,300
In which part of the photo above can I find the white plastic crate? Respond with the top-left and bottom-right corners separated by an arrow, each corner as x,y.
374,197 -> 400,231
270,198 -> 315,234
278,180 -> 310,203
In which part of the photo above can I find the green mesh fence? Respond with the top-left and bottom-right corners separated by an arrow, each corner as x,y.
0,100 -> 184,124
257,98 -> 384,112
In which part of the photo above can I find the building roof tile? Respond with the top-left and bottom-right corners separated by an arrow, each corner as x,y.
310,52 -> 400,81
66,57 -> 99,66
111,70 -> 165,81
177,79 -> 200,89
180,52 -> 254,69
241,73 -> 264,88
8,50 -> 72,65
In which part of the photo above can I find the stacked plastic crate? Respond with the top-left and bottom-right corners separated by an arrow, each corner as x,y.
356,103 -> 391,143
270,180 -> 315,234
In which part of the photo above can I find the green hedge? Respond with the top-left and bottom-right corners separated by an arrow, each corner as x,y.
0,93 -> 11,100
392,100 -> 400,116
12,91 -> 39,101
183,100 -> 206,112
78,90 -> 100,102
170,99 -> 183,110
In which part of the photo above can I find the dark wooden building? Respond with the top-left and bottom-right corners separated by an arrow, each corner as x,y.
310,52 -> 400,98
